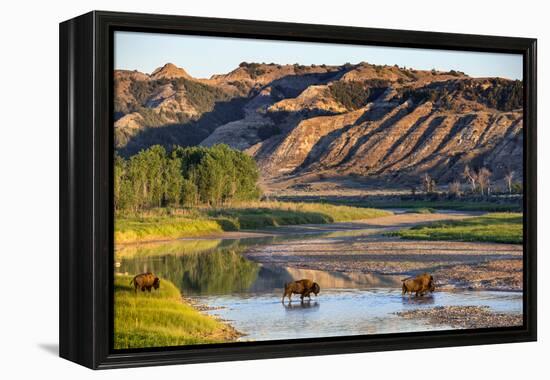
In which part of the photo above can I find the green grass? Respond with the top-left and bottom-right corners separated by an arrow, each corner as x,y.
114,275 -> 237,349
344,200 -> 521,212
389,212 -> 523,244
404,207 -> 436,214
115,201 -> 391,243
208,201 -> 390,229
115,217 -> 223,244
367,201 -> 521,212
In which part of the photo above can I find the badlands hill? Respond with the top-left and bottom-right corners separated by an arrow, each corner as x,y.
114,61 -> 523,193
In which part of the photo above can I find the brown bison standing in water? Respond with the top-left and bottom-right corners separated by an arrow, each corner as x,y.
130,272 -> 160,293
282,279 -> 320,303
402,273 -> 435,298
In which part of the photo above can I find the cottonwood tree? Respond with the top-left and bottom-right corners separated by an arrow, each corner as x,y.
448,180 -> 462,198
477,167 -> 492,196
463,164 -> 478,193
114,155 -> 125,211
114,144 -> 262,212
504,170 -> 515,194
422,173 -> 436,194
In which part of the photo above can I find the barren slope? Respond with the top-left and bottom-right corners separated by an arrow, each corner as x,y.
113,62 -> 523,192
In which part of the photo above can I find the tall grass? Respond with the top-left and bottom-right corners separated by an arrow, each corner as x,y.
115,217 -> 223,244
389,212 -> 523,244
115,201 -> 391,244
114,275 -> 238,349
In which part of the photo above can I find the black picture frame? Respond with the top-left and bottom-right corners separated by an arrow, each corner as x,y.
59,10 -> 537,369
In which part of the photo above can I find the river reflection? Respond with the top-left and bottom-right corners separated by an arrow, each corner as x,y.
116,238 -> 403,296
283,301 -> 320,311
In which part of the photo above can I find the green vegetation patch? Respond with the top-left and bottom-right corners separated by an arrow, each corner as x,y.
404,207 -> 436,214
329,80 -> 388,110
115,201 -> 391,243
399,78 -> 522,111
115,144 -> 261,212
390,212 -> 523,244
331,199 -> 522,212
114,275 -> 238,349
174,77 -> 231,114
207,201 -> 392,229
115,216 -> 223,244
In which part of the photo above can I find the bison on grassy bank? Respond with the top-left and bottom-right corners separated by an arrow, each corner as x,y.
130,272 -> 160,293
282,279 -> 320,303
402,273 -> 435,298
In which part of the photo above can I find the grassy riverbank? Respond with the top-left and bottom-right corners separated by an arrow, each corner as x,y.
115,201 -> 391,244
404,207 -> 436,214
389,212 -> 522,244
276,197 -> 522,212
114,275 -> 240,349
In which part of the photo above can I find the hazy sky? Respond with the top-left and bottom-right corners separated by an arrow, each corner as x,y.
114,31 -> 523,80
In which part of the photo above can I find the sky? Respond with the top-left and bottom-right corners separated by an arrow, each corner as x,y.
114,31 -> 523,80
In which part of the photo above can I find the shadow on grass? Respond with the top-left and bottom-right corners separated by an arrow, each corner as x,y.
208,208 -> 333,230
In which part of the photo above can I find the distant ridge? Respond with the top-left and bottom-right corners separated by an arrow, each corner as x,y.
114,61 -> 523,192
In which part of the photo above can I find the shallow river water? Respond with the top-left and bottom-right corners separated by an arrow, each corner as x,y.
116,225 -> 523,341
196,285 -> 522,341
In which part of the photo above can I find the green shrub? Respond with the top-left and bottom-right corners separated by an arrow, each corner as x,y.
329,80 -> 388,110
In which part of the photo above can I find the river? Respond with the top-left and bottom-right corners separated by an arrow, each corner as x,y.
115,216 -> 523,341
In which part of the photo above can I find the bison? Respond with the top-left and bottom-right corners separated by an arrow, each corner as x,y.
402,273 -> 435,298
130,272 -> 160,293
282,279 -> 320,303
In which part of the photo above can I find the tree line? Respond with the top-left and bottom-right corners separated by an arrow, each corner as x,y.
114,144 -> 261,212
416,165 -> 521,198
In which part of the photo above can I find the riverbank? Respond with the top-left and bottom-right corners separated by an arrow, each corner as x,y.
244,239 -> 522,291
273,195 -> 522,213
396,306 -> 523,329
115,201 -> 391,244
388,212 -> 523,244
114,275 -> 241,349
241,212 -> 523,291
